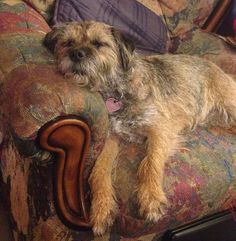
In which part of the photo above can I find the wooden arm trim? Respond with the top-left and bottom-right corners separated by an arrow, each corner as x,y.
202,0 -> 231,33
38,117 -> 91,228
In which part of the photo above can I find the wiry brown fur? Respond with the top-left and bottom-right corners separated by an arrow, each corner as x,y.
44,21 -> 236,235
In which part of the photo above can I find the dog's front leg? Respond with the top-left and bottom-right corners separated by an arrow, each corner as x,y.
137,125 -> 179,222
89,136 -> 119,235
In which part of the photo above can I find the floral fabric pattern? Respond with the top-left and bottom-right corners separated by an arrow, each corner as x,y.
113,127 -> 236,239
0,1 -> 235,241
23,0 -> 55,21
0,1 -> 108,240
170,28 -> 236,77
158,0 -> 220,36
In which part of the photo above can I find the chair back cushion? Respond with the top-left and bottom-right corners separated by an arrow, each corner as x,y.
159,0 -> 221,36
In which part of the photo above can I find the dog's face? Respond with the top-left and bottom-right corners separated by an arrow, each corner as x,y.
44,21 -> 134,89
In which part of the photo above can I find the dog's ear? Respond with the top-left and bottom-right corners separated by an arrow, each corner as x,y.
44,26 -> 64,52
111,28 -> 134,71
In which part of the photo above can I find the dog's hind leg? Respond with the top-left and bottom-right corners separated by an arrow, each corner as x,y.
89,136 -> 119,235
221,77 -> 236,126
210,74 -> 236,127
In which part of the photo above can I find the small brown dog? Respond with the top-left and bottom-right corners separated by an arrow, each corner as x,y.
44,21 -> 236,235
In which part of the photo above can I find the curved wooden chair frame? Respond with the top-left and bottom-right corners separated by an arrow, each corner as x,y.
38,117 -> 91,228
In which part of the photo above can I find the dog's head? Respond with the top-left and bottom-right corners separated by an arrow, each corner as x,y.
44,21 -> 134,90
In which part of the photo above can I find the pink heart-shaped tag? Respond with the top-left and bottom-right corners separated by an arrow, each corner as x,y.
105,98 -> 123,113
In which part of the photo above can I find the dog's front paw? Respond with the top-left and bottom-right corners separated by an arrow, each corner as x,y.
90,195 -> 118,236
138,185 -> 167,222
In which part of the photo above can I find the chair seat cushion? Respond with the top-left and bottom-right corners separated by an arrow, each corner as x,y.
111,126 -> 236,239
30,124 -> 236,240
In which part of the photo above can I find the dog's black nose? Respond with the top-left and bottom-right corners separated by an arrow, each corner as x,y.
70,48 -> 90,62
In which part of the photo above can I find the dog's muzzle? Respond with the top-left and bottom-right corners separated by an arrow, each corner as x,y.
69,47 -> 91,62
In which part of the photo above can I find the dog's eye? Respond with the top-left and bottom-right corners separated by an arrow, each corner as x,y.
62,39 -> 75,47
92,40 -> 104,48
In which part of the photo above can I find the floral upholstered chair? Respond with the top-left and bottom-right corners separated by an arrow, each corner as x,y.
0,0 -> 235,240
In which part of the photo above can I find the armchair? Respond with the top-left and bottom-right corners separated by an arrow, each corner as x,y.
0,0 -> 236,241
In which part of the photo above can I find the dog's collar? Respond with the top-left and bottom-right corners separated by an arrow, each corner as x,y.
105,98 -> 123,113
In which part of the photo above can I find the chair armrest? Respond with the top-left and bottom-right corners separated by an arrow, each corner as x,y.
38,117 -> 91,228
0,1 -> 109,235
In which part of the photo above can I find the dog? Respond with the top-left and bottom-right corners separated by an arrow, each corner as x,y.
44,21 -> 236,235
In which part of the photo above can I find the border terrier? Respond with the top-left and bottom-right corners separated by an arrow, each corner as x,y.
44,21 -> 236,235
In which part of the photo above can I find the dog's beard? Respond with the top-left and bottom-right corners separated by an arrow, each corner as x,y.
58,55 -> 94,88
57,49 -> 130,97
58,55 -> 115,91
